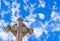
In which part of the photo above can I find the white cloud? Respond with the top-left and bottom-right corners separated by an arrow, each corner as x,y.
39,13 -> 45,20
11,1 -> 20,15
52,28 -> 60,32
33,28 -> 43,38
43,29 -> 48,35
44,39 -> 46,41
23,3 -> 36,12
11,5 -> 20,16
3,0 -> 10,8
1,12 -> 4,18
24,14 -> 37,27
10,15 -> 20,25
58,36 -> 60,41
0,0 -> 1,10
0,32 -> 8,40
50,11 -> 60,21
23,5 -> 29,11
11,16 -> 17,24
0,32 -> 16,41
41,23 -> 46,28
1,11 -> 8,18
0,28 -> 4,32
11,8 -> 16,16
1,10 -> 11,18
30,3 -> 36,8
0,20 -> 5,31
26,3 -> 36,14
0,19 -> 6,27
22,37 -> 28,41
10,1 -> 21,25
54,1 -> 57,5
12,1 -> 20,9
0,19 -> 8,32
22,34 -> 30,41
38,0 -> 45,8
23,0 -> 28,4
51,11 -> 57,18
37,22 -> 48,35
52,5 -> 57,10
8,32 -> 16,41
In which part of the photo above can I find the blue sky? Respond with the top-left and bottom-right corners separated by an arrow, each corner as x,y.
0,0 -> 60,41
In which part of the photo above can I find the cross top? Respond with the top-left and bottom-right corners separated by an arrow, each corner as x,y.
17,17 -> 23,22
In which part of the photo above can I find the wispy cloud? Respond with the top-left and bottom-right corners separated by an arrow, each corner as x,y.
24,14 -> 37,27
0,0 -> 1,10
23,0 -> 28,4
23,5 -> 29,11
52,5 -> 57,10
50,11 -> 60,21
38,13 -> 45,20
0,19 -> 7,27
52,28 -> 60,32
22,34 -> 30,41
3,0 -> 10,8
0,32 -> 16,41
38,0 -> 45,8
33,28 -> 43,38
10,1 -> 21,25
0,32 -> 8,40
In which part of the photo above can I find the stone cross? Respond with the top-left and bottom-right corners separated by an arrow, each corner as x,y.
11,18 -> 33,41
